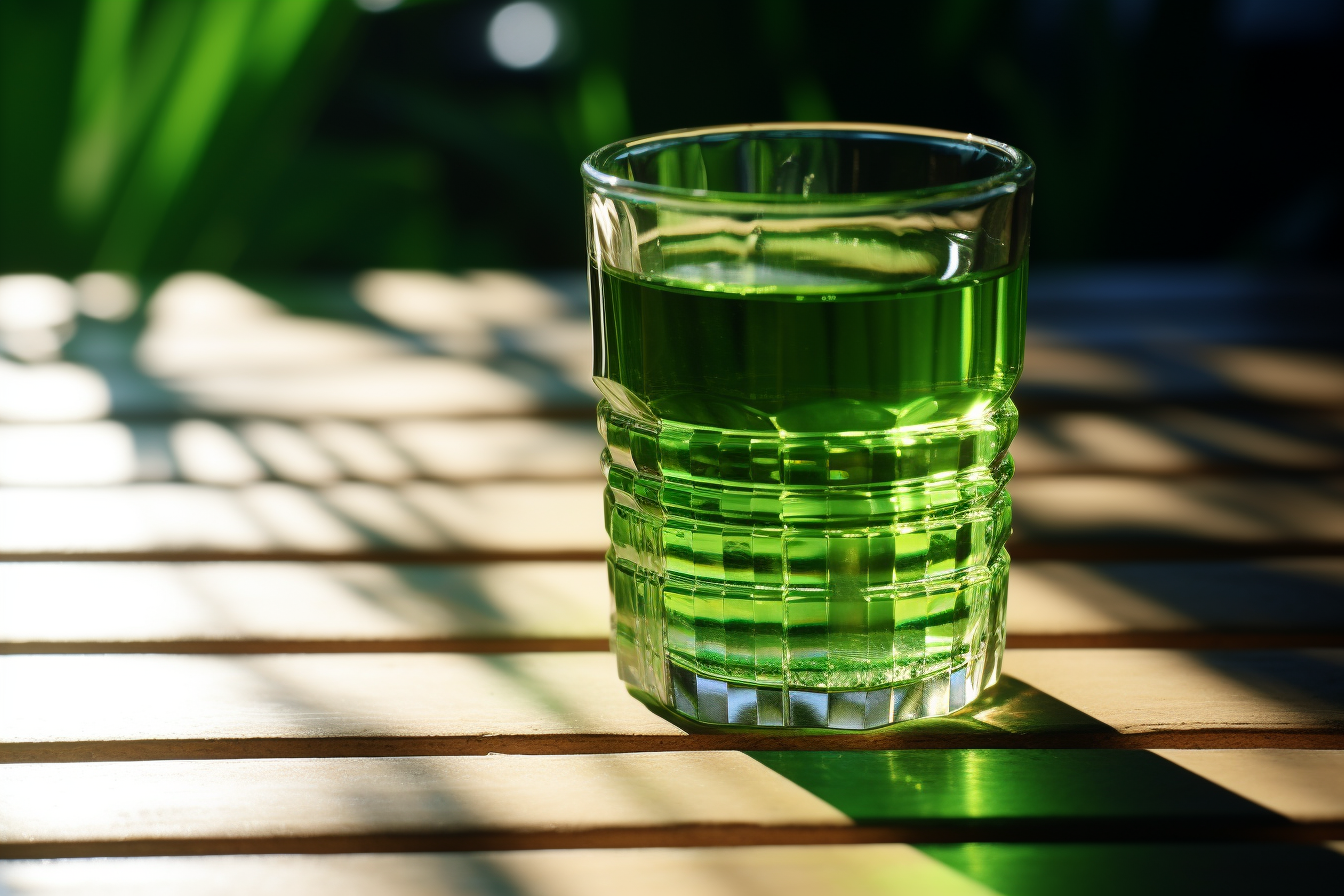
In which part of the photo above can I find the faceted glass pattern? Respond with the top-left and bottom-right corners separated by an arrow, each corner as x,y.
605,401 -> 1013,728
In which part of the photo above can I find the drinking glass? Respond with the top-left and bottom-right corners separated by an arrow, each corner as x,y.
582,123 -> 1033,729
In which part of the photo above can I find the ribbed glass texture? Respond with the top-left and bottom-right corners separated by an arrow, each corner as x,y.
583,124 -> 1033,729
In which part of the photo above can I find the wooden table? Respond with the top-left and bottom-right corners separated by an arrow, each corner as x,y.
2,269 -> 1343,894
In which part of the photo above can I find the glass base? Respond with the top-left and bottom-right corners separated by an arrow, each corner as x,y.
632,641 -> 1001,731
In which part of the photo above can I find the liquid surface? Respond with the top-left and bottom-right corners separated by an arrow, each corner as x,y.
592,262 -> 1026,701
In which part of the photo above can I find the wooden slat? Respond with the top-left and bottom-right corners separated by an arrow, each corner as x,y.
1,750 -> 1342,858
1017,339 -> 1344,409
1004,649 -> 1344,740
0,358 -> 596,424
4,410 -> 1339,487
19,272 -> 596,424
1154,750 -> 1344,822
3,476 -> 1343,560
0,419 -> 602,486
0,845 -> 1000,895
44,271 -> 1342,421
1005,558 -> 1344,648
1012,410 -> 1344,475
0,481 -> 607,558
1008,475 -> 1344,559
2,559 -> 1341,653
47,326 -> 1344,424
0,753 -> 848,857
1188,345 -> 1344,408
0,652 -> 681,762
5,844 -> 1344,896
52,273 -> 1344,400
0,562 -> 611,653
2,650 -> 1342,761
748,748 -> 1342,826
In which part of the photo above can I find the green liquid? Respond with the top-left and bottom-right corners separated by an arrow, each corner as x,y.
593,261 -> 1026,713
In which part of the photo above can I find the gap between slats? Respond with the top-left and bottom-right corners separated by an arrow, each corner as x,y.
6,732 -> 1344,765
6,823 -> 1344,860
4,559 -> 1341,652
3,749 -> 1344,857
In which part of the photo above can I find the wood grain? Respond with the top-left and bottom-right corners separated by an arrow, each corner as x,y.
11,272 -> 1344,880
1008,475 -> 1344,558
1017,339 -> 1344,409
1010,410 -> 1343,475
3,477 -> 1344,560
4,410 -> 1338,487
0,481 -> 607,557
0,561 -> 611,651
1004,649 -> 1344,737
38,271 -> 1342,423
5,844 -> 1343,896
2,559 -> 1341,653
2,650 -> 1342,762
1155,750 -> 1344,822
0,420 -> 602,487
43,306 -> 1344,426
1,750 -> 1342,858
0,753 -> 847,854
1003,558 -> 1344,646
0,845 -> 998,895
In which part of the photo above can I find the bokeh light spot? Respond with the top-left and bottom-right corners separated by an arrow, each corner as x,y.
73,272 -> 139,322
487,2 -> 559,70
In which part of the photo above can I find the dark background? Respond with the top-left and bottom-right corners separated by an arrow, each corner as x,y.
1,0 -> 1339,277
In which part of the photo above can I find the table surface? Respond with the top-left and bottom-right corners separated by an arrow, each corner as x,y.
1,268 -> 1343,894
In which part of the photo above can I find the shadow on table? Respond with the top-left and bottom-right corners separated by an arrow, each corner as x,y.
744,676 -> 1344,891
1011,559 -> 1344,636
920,842 -> 1344,896
1093,560 -> 1344,628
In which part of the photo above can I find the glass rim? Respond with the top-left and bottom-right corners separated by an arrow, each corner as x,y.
581,122 -> 1034,213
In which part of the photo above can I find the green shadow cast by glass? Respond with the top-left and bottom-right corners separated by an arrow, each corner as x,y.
582,124 -> 1034,730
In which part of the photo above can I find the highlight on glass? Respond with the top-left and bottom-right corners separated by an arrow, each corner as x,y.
583,123 -> 1034,730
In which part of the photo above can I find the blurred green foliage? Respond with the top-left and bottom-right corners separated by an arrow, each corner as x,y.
0,0 -> 1338,276
1,0 -> 355,275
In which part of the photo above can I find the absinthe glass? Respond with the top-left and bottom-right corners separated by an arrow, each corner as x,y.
584,124 -> 1033,729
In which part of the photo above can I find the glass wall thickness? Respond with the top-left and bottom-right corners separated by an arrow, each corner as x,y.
582,123 -> 1034,730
